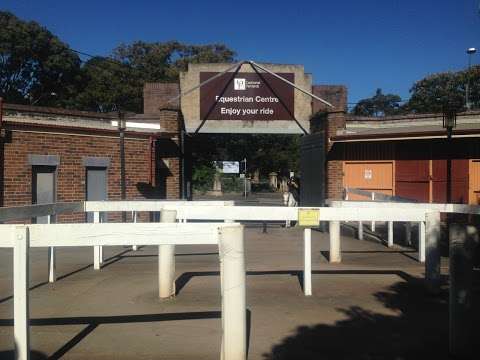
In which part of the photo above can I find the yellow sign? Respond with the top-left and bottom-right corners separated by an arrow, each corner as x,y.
298,209 -> 320,227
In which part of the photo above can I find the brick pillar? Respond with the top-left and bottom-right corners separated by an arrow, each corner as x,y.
312,85 -> 347,200
144,83 -> 182,199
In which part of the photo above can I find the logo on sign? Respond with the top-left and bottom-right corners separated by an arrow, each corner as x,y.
234,78 -> 246,90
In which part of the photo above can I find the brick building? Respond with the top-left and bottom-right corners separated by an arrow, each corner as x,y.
0,87 -> 182,222
330,111 -> 480,204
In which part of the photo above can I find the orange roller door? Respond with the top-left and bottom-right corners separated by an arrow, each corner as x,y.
344,161 -> 394,200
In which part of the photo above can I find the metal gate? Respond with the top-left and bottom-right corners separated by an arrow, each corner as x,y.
299,133 -> 325,206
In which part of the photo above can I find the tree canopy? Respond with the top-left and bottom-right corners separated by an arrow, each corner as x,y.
0,11 -> 82,106
406,66 -> 480,113
0,11 -> 235,112
75,41 -> 236,112
352,88 -> 402,116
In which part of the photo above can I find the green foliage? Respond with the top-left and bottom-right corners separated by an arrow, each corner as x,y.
0,11 -> 82,106
405,66 -> 480,113
75,41 -> 236,113
190,134 -> 300,176
192,164 -> 216,192
352,88 -> 402,116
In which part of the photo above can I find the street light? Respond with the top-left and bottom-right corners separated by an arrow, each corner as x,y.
117,110 -> 127,222
465,47 -> 477,110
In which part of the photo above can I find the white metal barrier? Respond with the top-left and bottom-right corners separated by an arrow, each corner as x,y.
84,203 -> 431,297
0,221 -> 246,360
328,200 -> 480,259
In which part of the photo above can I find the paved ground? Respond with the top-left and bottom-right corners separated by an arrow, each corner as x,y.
0,226 -> 476,359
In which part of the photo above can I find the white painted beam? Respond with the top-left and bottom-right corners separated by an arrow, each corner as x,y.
14,226 -> 30,360
303,228 -> 312,296
93,211 -> 101,270
388,221 -> 394,247
425,211 -> 441,294
329,221 -> 341,263
419,221 -> 426,263
219,225 -> 246,360
159,210 -> 177,299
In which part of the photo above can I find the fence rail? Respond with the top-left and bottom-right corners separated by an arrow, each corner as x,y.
2,221 -> 245,360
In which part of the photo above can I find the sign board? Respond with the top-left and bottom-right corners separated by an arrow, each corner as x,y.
179,63 -> 314,134
298,209 -> 320,227
222,161 -> 240,174
200,72 -> 294,121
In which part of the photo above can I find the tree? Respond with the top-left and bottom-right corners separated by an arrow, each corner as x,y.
406,66 -> 480,113
0,11 -> 81,106
75,41 -> 236,112
352,88 -> 402,116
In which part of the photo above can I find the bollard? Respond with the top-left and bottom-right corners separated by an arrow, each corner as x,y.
219,225 -> 246,360
387,221 -> 394,247
304,228 -> 312,296
425,212 -> 441,294
358,221 -> 363,240
93,211 -> 102,270
405,222 -> 412,246
262,221 -> 267,233
14,226 -> 30,360
419,221 -> 426,262
370,192 -> 375,231
449,223 -> 477,358
132,211 -> 138,251
158,209 -> 177,299
329,221 -> 341,263
47,215 -> 56,282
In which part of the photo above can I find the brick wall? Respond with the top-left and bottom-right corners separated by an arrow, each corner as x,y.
144,83 -> 182,198
0,128 -> 178,222
312,85 -> 347,200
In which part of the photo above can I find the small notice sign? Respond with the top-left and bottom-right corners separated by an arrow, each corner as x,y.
298,209 -> 320,227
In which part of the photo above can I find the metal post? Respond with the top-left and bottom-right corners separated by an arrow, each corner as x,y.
47,215 -> 56,282
370,192 -> 375,232
93,211 -> 102,270
387,221 -> 394,247
132,211 -> 138,251
118,111 -> 127,222
219,225 -> 246,360
358,221 -> 363,240
181,129 -> 186,199
329,221 -> 341,263
14,226 -> 30,360
425,212 -> 441,294
243,158 -> 247,199
405,222 -> 412,246
159,210 -> 177,299
419,221 -> 426,263
304,228 -> 312,296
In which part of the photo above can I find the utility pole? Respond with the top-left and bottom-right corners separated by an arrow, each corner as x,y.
243,158 -> 247,198
118,110 -> 127,222
465,47 -> 477,110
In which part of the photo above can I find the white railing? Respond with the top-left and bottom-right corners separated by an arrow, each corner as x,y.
82,202 -> 431,298
0,221 -> 246,360
329,200 -> 480,259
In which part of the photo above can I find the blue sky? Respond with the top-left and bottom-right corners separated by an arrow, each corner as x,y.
2,0 -> 479,105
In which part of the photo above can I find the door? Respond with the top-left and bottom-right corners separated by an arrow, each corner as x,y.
86,167 -> 107,222
470,160 -> 480,204
32,166 -> 56,223
300,133 -> 325,206
344,161 -> 393,200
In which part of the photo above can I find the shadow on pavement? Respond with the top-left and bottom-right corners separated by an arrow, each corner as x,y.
262,273 -> 480,360
0,311 -> 222,359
